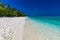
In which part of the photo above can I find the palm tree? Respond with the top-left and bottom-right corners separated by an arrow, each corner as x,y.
0,1 -> 26,17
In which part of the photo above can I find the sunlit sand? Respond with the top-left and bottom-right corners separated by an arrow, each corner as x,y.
23,18 -> 43,40
0,17 -> 26,40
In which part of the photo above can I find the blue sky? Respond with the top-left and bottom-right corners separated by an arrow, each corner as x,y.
1,0 -> 60,16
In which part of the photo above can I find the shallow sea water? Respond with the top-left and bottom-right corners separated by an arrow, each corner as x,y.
28,16 -> 60,40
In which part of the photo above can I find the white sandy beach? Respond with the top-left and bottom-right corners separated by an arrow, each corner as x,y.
23,17 -> 44,40
0,17 -> 44,40
0,17 -> 26,40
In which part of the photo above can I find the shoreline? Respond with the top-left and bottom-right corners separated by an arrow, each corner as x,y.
23,18 -> 44,40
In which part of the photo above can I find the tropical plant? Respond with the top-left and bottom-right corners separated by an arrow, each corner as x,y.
0,1 -> 26,17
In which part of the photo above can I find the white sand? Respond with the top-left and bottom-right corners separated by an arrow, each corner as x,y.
0,17 -> 47,40
23,18 -> 44,40
0,17 -> 26,40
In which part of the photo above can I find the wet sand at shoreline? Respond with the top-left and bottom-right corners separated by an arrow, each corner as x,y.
23,19 -> 43,40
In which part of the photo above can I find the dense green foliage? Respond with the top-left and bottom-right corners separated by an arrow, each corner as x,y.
0,1 -> 26,17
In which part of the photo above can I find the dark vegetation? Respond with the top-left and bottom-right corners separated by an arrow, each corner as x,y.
0,1 -> 26,17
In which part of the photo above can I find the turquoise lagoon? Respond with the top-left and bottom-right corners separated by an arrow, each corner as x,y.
27,16 -> 60,40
